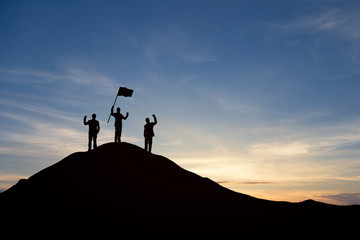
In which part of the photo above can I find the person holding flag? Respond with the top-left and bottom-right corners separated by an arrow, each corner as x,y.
107,86 -> 133,142
110,106 -> 129,142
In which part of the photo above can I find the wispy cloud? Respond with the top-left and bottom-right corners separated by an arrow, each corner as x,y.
0,99 -> 79,123
0,68 -> 66,83
164,117 -> 360,199
316,193 -> 360,205
218,181 -> 275,185
209,93 -> 257,113
0,93 -> 136,161
271,7 -> 360,41
0,119 -> 84,158
0,67 -> 118,96
250,141 -> 311,156
182,53 -> 217,63
0,173 -> 27,182
64,68 -> 118,95
142,27 -> 217,65
0,65 -> 139,174
0,172 -> 28,192
0,99 -> 85,159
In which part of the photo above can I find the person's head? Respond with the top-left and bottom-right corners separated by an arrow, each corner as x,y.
116,107 -> 120,113
145,118 -> 150,123
92,113 -> 96,119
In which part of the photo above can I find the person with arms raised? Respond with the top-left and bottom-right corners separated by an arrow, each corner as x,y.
144,114 -> 157,153
111,106 -> 129,142
83,113 -> 100,151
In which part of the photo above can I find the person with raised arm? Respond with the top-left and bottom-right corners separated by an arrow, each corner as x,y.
83,113 -> 100,151
144,114 -> 157,153
111,106 -> 129,142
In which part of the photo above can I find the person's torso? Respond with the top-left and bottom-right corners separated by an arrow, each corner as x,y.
88,119 -> 99,132
144,123 -> 154,136
114,113 -> 124,127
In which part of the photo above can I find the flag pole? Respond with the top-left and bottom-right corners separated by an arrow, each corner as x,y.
107,94 -> 119,123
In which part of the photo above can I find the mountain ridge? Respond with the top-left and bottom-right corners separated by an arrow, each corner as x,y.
1,142 -> 359,238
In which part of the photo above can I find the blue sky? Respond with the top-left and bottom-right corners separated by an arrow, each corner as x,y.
1,0 -> 360,205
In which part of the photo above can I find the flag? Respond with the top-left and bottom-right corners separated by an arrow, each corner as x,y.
117,87 -> 133,97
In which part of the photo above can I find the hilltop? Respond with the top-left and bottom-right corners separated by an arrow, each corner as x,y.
1,142 -> 359,238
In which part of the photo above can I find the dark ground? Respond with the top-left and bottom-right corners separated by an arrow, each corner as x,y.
1,142 -> 359,238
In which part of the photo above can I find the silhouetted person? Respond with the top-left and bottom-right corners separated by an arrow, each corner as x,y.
144,114 -> 157,153
111,106 -> 129,142
83,113 -> 100,151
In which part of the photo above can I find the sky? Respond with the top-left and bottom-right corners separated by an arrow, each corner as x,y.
1,0 -> 360,205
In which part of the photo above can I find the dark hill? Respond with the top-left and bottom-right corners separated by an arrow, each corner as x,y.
1,142 -> 359,238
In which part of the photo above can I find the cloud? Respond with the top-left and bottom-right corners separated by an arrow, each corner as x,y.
0,65 -> 140,163
65,68 -> 117,95
218,181 -> 275,185
160,139 -> 183,146
272,7 -> 360,41
250,141 -> 311,156
0,67 -> 118,96
0,173 -> 27,182
0,121 -> 84,158
142,27 -> 216,65
0,99 -> 79,123
158,115 -> 360,188
0,172 -> 28,192
0,68 -> 66,82
182,53 -> 217,63
245,116 -> 360,157
0,100 -> 85,158
209,93 -> 257,113
316,193 -> 360,205
0,94 -> 138,160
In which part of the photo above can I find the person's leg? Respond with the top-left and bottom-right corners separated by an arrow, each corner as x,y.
93,135 -> 97,148
115,127 -> 122,142
149,137 -> 153,153
145,137 -> 148,151
115,128 -> 118,142
88,135 -> 92,151
118,126 -> 122,142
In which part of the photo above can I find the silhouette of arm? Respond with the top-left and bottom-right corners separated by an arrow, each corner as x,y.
153,114 -> 157,125
124,112 -> 129,120
111,106 -> 114,116
97,121 -> 100,133
83,116 -> 88,125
